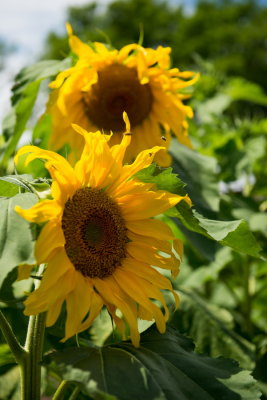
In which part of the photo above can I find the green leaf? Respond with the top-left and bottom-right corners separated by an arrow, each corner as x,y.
196,213 -> 262,258
1,58 -> 70,167
0,268 -> 18,303
44,326 -> 260,400
0,180 -> 20,198
225,78 -> 267,106
0,193 -> 37,289
172,289 -> 255,370
136,164 -> 186,196
196,93 -> 231,123
137,161 -> 262,258
0,366 -> 20,400
0,343 -> 15,367
170,140 -> 220,216
169,204 -> 262,258
0,174 -> 34,196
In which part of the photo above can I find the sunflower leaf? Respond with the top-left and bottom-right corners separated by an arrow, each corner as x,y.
0,193 -> 37,290
170,140 -> 220,216
136,161 -> 262,258
0,174 -> 34,196
43,325 -> 260,400
135,164 -> 186,196
1,58 -> 71,167
172,288 -> 255,370
167,200 -> 262,258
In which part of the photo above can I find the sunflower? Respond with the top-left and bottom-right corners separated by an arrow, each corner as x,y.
15,116 -> 191,346
46,24 -> 199,166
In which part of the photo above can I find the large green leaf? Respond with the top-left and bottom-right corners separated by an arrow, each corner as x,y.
44,325 -> 260,400
1,58 -> 70,167
170,140 -> 220,216
172,289 -> 255,370
0,193 -> 37,289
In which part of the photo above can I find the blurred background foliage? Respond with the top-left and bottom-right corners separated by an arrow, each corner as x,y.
1,0 -> 267,398
43,0 -> 267,92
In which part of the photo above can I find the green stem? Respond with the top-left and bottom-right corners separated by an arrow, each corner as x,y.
69,386 -> 81,400
0,309 -> 26,363
21,312 -> 46,400
52,380 -> 72,400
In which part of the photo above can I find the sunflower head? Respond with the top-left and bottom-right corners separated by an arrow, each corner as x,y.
15,118 -> 191,346
46,25 -> 199,166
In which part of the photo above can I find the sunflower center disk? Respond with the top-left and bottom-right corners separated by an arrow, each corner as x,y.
83,63 -> 153,131
62,187 -> 127,278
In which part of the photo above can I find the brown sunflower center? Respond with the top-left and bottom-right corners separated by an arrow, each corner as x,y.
82,63 -> 153,132
62,187 -> 127,278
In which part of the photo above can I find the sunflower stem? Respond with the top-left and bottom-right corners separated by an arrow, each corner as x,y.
21,265 -> 46,400
21,312 -> 46,400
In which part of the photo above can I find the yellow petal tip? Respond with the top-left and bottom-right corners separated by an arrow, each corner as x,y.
66,22 -> 73,37
123,112 -> 131,133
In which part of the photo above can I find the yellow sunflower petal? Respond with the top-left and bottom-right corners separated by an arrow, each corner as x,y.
15,200 -> 61,223
46,297 -> 64,327
127,241 -> 180,273
65,274 -> 94,339
113,269 -> 166,333
76,289 -> 104,334
24,267 -> 75,316
15,146 -> 79,199
35,220 -> 65,264
17,264 -> 35,281
126,218 -> 174,240
94,277 -> 140,347
119,191 -> 189,220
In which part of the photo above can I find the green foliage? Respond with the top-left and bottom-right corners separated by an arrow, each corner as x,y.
0,193 -> 37,289
0,59 -> 70,170
172,288 -> 255,370
0,0 -> 267,398
44,325 -> 261,400
137,162 -> 262,258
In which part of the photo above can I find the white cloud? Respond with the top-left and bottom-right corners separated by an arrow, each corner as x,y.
0,0 -> 109,55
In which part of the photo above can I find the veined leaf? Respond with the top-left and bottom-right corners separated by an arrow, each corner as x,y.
172,289 -> 255,370
0,193 -> 37,289
170,140 -> 220,216
0,174 -> 34,196
44,325 -> 260,400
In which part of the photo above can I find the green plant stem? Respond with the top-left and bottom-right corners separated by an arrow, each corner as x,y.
21,312 -> 46,400
52,380 -> 72,400
0,309 -> 26,363
69,386 -> 81,400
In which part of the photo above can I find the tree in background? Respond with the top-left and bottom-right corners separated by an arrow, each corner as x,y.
43,0 -> 267,90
